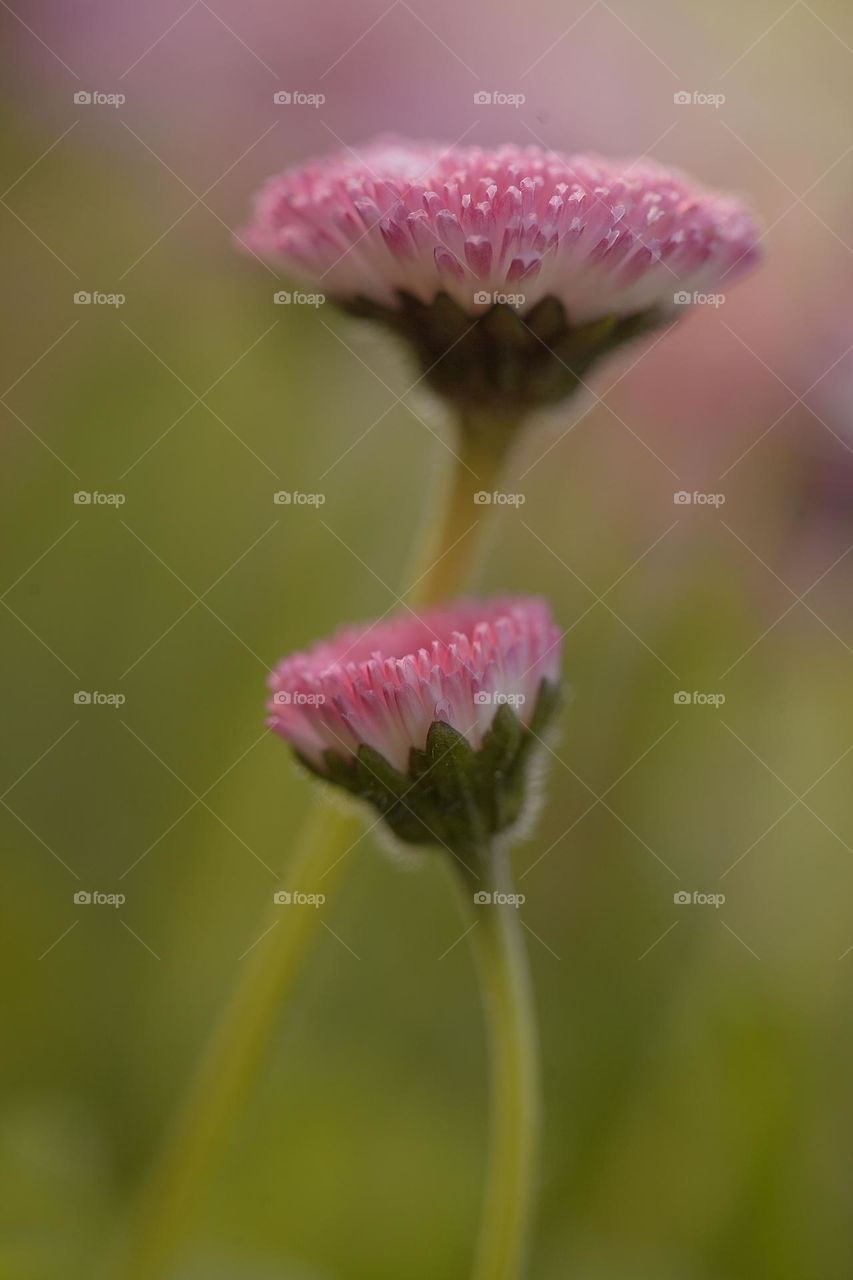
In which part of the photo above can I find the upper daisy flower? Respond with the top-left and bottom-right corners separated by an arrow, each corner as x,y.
243,136 -> 759,322
241,139 -> 761,420
268,597 -> 562,858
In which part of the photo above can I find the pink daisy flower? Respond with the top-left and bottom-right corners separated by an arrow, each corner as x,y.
242,137 -> 760,322
267,597 -> 562,854
241,138 -> 760,416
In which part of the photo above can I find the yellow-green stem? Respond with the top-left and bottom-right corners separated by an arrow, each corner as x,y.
120,798 -> 358,1280
467,846 -> 540,1280
407,411 -> 519,606
120,409 -> 520,1279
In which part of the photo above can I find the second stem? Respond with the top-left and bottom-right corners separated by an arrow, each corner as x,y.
466,846 -> 541,1280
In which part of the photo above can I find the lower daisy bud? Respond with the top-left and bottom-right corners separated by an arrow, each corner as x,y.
268,598 -> 562,861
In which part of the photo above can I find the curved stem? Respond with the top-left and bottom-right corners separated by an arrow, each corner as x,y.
467,847 -> 540,1280
120,798 -> 358,1280
120,409 -> 520,1279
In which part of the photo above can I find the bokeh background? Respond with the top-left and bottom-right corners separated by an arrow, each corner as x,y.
2,1 -> 853,1277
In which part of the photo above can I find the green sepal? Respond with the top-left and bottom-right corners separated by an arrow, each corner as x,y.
424,720 -> 487,854
512,678 -> 562,775
353,745 -> 435,845
339,291 -> 665,420
294,680 -> 562,861
475,703 -> 525,831
524,295 -> 567,342
528,677 -> 562,739
323,753 -> 362,795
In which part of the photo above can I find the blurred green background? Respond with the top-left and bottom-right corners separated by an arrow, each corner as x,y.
2,1 -> 853,1277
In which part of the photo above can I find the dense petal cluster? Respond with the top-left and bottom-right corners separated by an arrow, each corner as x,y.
242,138 -> 760,321
268,597 -> 561,773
